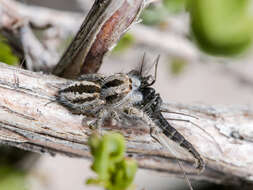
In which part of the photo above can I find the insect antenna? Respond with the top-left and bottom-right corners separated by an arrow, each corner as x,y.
149,54 -> 160,86
160,104 -> 200,119
150,127 -> 194,190
139,52 -> 146,76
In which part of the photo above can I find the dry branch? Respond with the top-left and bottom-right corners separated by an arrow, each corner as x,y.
53,0 -> 144,78
0,63 -> 253,185
1,0 -> 253,187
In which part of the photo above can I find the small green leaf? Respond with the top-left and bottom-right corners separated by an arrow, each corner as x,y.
0,35 -> 19,65
109,159 -> 137,190
0,166 -> 28,190
87,133 -> 137,190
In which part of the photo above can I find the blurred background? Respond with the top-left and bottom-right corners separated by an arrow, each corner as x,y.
1,0 -> 253,190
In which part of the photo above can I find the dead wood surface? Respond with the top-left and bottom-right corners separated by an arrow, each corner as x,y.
0,63 -> 253,185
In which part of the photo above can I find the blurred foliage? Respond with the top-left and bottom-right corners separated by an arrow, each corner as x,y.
188,0 -> 253,55
0,35 -> 19,65
141,4 -> 167,26
87,133 -> 137,190
113,33 -> 135,53
141,0 -> 187,26
0,146 -> 30,165
0,166 -> 27,190
163,0 -> 187,13
142,0 -> 253,56
170,58 -> 187,75
57,34 -> 74,54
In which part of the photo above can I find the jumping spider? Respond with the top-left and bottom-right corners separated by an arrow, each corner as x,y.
57,71 -> 144,130
57,55 -> 205,172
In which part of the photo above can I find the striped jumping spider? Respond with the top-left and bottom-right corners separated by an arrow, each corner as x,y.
57,70 -> 145,130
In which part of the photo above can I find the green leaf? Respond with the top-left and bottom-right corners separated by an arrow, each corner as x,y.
0,166 -> 28,190
0,35 -> 19,65
87,133 -> 137,190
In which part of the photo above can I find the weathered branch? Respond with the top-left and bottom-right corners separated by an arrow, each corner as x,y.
0,63 -> 253,185
53,0 -> 144,78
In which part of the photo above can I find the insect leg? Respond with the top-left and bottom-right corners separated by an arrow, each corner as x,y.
160,108 -> 199,119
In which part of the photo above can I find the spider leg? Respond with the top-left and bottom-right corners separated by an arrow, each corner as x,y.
88,108 -> 108,134
121,106 -> 157,128
122,107 -> 144,119
110,110 -> 121,125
